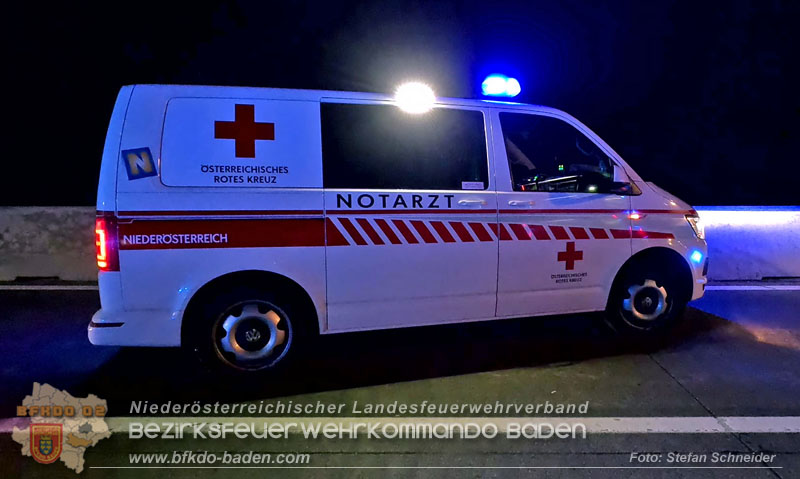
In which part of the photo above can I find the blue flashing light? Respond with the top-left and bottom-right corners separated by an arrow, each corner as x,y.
505,77 -> 521,96
482,74 -> 521,97
690,250 -> 703,264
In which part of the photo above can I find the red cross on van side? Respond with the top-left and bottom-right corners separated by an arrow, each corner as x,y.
214,104 -> 275,158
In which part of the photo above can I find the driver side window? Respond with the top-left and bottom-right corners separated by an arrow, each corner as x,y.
499,112 -> 615,193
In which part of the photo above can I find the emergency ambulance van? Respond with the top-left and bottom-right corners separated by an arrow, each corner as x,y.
91,84 -> 708,372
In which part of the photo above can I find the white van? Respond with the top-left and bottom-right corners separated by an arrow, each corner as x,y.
90,84 -> 708,372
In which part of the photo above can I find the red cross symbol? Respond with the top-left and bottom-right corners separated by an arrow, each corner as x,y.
557,241 -> 584,270
214,104 -> 275,158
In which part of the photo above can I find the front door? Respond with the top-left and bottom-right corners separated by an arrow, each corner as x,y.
321,102 -> 498,332
492,110 -> 633,317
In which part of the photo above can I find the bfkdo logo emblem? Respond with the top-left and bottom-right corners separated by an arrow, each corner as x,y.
31,423 -> 63,464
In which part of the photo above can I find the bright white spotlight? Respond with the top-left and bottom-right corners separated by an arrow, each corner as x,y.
394,82 -> 435,114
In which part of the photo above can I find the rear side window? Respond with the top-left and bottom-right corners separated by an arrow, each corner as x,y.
321,103 -> 488,190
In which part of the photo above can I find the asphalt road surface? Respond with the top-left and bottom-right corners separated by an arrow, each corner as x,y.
0,284 -> 798,478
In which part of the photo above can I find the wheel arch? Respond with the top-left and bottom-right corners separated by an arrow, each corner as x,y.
607,247 -> 693,308
180,270 -> 321,345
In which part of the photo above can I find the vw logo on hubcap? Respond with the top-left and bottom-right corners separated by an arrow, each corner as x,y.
218,303 -> 288,363
245,328 -> 261,342
623,279 -> 668,322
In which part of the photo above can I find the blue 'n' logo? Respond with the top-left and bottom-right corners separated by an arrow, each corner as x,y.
122,147 -> 158,180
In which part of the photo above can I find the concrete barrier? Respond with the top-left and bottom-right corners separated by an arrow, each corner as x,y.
0,207 -> 96,281
696,206 -> 800,281
0,206 -> 797,282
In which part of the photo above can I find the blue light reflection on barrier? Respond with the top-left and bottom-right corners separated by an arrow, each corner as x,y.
481,74 -> 521,97
695,206 -> 799,227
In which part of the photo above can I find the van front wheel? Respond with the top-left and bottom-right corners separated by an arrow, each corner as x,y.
188,285 -> 303,373
606,263 -> 688,336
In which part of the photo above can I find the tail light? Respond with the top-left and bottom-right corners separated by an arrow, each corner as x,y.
95,212 -> 119,271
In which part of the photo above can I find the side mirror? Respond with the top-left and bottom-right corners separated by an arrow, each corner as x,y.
607,164 -> 641,195
613,164 -> 628,183
609,181 -> 642,196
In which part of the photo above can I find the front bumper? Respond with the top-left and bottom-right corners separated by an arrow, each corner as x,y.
89,308 -> 182,347
690,257 -> 709,301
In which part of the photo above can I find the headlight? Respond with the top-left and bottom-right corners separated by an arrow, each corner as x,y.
685,214 -> 705,240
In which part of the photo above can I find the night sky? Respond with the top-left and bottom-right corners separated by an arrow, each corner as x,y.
4,0 -> 798,206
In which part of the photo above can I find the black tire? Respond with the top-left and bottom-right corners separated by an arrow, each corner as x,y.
606,258 -> 689,337
185,283 -> 312,375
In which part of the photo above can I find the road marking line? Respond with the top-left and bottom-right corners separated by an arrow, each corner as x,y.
0,285 -> 98,291
705,285 -> 800,291
4,416 -> 800,434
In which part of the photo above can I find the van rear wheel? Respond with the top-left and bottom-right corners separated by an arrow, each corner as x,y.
187,285 -> 305,374
606,261 -> 688,336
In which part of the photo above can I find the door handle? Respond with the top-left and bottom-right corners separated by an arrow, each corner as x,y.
508,200 -> 536,206
457,199 -> 487,207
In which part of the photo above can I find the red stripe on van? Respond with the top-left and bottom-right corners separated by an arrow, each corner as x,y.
332,209 -> 488,215
569,227 -> 590,240
392,220 -> 419,244
549,225 -> 570,240
528,225 -> 551,240
450,222 -> 475,242
632,229 -> 675,239
509,224 -> 532,240
610,229 -> 632,239
609,228 -> 675,239
119,210 -> 323,217
468,223 -> 493,242
589,228 -> 609,239
356,218 -> 384,245
411,221 -> 437,243
499,209 -> 625,215
117,208 -> 695,218
117,218 -> 326,250
498,209 -> 694,216
374,218 -> 402,244
498,224 -> 513,241
430,221 -> 456,243
486,223 -> 499,240
326,218 -> 349,246
338,217 -> 368,245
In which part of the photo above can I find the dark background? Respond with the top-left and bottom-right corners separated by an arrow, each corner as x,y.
3,0 -> 798,206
